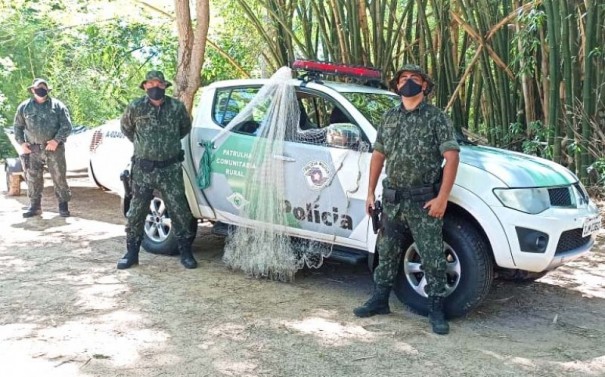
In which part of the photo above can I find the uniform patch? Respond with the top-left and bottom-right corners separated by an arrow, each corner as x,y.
303,161 -> 330,190
227,192 -> 249,210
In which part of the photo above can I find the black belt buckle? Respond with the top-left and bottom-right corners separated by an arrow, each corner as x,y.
139,159 -> 155,173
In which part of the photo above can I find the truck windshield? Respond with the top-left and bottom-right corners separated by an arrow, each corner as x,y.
340,92 -> 400,128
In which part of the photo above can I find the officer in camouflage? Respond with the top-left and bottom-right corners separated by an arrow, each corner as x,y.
14,78 -> 73,218
117,71 -> 198,270
353,64 -> 460,335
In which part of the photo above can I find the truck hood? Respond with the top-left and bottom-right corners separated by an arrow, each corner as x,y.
460,145 -> 577,187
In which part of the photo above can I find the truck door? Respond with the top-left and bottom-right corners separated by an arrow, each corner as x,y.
278,92 -> 371,250
188,86 -> 263,224
188,85 -> 371,250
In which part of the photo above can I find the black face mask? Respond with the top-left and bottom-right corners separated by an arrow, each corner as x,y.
34,88 -> 48,97
397,80 -> 423,98
146,87 -> 166,101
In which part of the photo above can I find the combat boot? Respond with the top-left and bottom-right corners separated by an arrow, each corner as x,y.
178,238 -> 198,269
117,238 -> 140,269
58,202 -> 70,217
353,284 -> 391,317
428,296 -> 450,335
23,199 -> 42,218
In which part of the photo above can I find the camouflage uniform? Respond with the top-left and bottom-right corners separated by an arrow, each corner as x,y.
373,101 -> 460,297
121,95 -> 196,243
13,95 -> 72,205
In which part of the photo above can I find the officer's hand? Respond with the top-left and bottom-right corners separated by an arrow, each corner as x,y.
46,139 -> 59,151
366,193 -> 376,216
21,143 -> 31,154
424,197 -> 447,219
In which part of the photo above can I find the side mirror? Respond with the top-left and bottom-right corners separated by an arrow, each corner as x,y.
326,123 -> 361,149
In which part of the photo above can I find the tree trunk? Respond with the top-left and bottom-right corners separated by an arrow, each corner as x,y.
580,0 -> 597,182
174,0 -> 210,114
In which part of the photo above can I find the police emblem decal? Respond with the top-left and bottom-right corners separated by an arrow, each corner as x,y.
303,161 -> 331,190
227,192 -> 249,210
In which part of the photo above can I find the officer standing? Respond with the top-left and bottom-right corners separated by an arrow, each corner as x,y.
117,71 -> 198,270
14,78 -> 73,218
353,65 -> 460,335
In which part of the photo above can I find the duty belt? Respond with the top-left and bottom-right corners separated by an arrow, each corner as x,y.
383,182 -> 441,203
28,143 -> 46,153
134,150 -> 185,172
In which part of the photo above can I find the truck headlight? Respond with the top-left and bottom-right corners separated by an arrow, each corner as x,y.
493,188 -> 550,214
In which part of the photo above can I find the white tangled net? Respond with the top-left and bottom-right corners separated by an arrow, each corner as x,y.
218,67 -> 368,282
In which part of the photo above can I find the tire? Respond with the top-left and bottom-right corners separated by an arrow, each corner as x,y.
393,215 -> 494,319
141,196 -> 179,256
495,269 -> 548,283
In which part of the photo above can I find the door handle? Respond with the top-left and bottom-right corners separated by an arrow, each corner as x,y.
273,154 -> 295,162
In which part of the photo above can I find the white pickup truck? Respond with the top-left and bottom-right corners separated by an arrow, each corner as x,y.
88,62 -> 601,318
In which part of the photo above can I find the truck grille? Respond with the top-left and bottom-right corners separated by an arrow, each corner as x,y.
548,183 -> 590,207
555,228 -> 591,255
548,187 -> 571,206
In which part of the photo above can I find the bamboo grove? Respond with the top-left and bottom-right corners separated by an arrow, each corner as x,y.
236,0 -> 605,182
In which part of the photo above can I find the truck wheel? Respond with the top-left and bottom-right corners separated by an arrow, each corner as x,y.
141,196 -> 179,256
393,216 -> 493,319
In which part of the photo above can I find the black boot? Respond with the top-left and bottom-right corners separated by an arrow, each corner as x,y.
353,284 -> 391,317
59,202 -> 70,217
23,199 -> 42,218
117,238 -> 140,269
429,296 -> 450,335
178,238 -> 198,269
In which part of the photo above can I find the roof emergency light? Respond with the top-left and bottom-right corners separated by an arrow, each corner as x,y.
292,60 -> 382,81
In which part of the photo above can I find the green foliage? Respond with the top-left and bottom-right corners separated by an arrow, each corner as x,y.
0,2 -> 181,159
44,19 -> 178,125
203,0 -> 264,80
520,121 -> 553,159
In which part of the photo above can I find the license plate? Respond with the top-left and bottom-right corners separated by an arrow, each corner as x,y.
582,215 -> 602,237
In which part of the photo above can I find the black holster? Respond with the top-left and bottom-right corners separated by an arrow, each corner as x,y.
371,200 -> 383,234
20,154 -> 30,170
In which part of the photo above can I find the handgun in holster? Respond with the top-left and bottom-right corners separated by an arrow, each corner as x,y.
371,200 -> 383,234
120,168 -> 132,202
20,153 -> 30,171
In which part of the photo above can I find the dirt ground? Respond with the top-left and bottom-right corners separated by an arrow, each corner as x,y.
1,170 -> 604,377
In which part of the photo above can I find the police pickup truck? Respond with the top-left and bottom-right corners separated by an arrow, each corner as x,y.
88,61 -> 601,318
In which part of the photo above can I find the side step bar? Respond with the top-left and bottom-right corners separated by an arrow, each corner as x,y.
211,221 -> 368,265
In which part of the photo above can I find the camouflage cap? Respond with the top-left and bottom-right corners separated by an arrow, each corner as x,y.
390,64 -> 434,94
28,78 -> 52,91
139,70 -> 172,89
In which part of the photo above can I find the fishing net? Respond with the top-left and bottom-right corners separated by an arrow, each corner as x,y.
214,66 -> 370,281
